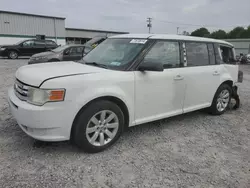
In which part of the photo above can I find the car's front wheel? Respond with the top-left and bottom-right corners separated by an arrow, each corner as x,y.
72,100 -> 125,153
209,84 -> 232,115
8,50 -> 18,59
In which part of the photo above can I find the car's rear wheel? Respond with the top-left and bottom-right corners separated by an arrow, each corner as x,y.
209,84 -> 232,115
8,50 -> 18,59
72,100 -> 124,153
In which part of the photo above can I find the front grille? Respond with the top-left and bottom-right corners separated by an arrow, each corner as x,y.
14,79 -> 29,101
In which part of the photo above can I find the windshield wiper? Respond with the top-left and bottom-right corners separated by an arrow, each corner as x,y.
85,62 -> 108,69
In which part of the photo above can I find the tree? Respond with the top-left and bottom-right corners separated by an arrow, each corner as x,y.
191,27 -> 210,37
210,29 -> 227,39
182,31 -> 190,36
227,27 -> 245,39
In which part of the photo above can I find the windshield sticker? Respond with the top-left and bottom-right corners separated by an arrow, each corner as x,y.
110,62 -> 121,66
130,39 -> 147,44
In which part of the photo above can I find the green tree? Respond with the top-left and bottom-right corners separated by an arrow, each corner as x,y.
240,26 -> 250,38
191,27 -> 210,37
210,29 -> 227,39
227,27 -> 245,38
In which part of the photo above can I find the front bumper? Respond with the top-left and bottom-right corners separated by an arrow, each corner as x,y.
8,87 -> 73,141
0,50 -> 8,57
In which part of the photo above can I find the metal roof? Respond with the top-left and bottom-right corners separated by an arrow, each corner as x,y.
0,10 -> 65,20
110,34 -> 233,46
66,27 -> 129,34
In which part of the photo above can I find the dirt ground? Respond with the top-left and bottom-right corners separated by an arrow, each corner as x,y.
0,59 -> 249,188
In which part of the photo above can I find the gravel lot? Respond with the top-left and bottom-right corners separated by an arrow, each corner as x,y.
0,59 -> 249,188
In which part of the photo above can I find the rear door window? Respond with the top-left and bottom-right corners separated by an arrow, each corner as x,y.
186,42 -> 209,66
34,40 -> 45,47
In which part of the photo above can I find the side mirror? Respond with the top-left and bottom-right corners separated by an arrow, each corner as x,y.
138,62 -> 164,72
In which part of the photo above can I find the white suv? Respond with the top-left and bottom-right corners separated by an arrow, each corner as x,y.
8,34 -> 241,153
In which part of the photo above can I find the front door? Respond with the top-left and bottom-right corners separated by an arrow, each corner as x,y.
19,40 -> 35,56
134,40 -> 186,125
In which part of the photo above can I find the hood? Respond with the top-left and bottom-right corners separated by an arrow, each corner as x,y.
0,44 -> 16,48
16,61 -> 110,87
31,51 -> 56,57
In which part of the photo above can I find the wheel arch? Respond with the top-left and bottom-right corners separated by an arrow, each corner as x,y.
70,95 -> 130,141
8,48 -> 20,54
220,80 -> 233,88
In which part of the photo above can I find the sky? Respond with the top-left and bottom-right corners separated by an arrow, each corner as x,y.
0,0 -> 250,34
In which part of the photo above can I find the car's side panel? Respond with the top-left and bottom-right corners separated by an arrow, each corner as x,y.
182,65 -> 221,113
41,71 -> 136,128
134,69 -> 186,125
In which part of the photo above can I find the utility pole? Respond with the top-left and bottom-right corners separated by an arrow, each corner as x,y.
177,27 -> 179,35
147,17 -> 152,33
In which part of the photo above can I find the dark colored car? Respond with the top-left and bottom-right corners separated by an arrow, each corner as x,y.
28,44 -> 84,64
0,39 -> 58,59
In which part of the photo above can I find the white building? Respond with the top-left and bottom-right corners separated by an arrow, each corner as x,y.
0,10 -> 128,46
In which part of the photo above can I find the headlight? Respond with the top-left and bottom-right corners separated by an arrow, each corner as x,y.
27,87 -> 65,106
0,48 -> 6,51
34,56 -> 48,61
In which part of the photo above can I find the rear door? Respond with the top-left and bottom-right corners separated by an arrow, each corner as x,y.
62,46 -> 84,61
134,40 -> 186,125
34,40 -> 46,54
182,42 -> 220,113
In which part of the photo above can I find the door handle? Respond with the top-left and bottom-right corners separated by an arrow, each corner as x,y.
213,71 -> 220,76
174,75 -> 184,80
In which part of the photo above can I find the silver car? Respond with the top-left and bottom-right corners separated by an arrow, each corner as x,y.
28,44 -> 84,64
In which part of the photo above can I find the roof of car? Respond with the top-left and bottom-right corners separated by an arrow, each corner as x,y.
109,34 -> 233,46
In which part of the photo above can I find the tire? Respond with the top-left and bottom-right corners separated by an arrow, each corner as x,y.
8,50 -> 18,59
72,100 -> 125,153
209,84 -> 232,115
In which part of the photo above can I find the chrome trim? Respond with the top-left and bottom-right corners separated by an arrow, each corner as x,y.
14,79 -> 29,101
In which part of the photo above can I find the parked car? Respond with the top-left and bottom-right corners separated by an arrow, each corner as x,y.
247,54 -> 250,63
28,44 -> 85,64
0,39 -> 58,59
82,36 -> 107,56
8,34 -> 242,153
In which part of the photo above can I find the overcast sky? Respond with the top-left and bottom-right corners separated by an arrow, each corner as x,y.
1,0 -> 250,34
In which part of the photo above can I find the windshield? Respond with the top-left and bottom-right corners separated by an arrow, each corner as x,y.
51,45 -> 70,52
16,40 -> 27,45
82,38 -> 147,69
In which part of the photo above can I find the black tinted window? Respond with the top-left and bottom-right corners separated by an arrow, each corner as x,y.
207,43 -> 216,65
34,40 -> 45,46
186,42 -> 209,66
46,41 -> 57,46
143,41 -> 180,68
